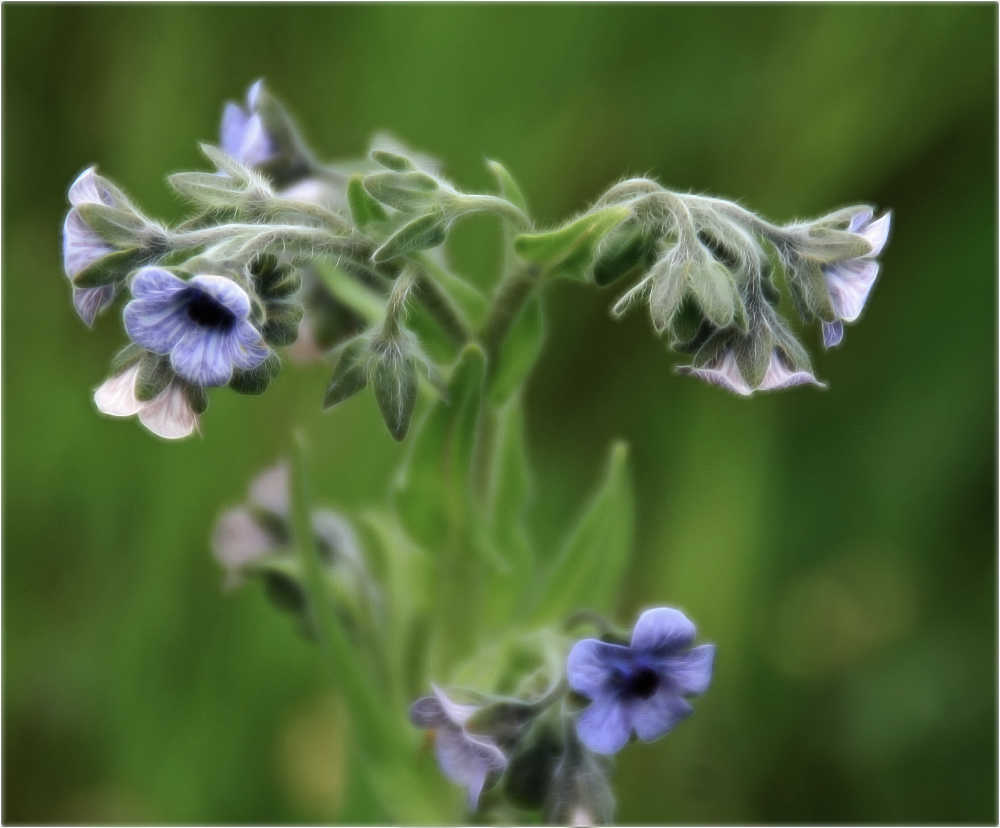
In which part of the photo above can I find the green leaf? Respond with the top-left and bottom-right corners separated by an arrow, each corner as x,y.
371,349 -> 419,442
487,296 -> 543,407
73,248 -> 142,288
229,351 -> 281,396
347,174 -> 389,228
487,160 -> 527,213
689,259 -> 736,328
168,171 -> 245,208
262,301 -> 304,347
514,207 -> 628,279
529,442 -> 633,623
184,382 -> 210,414
76,203 -> 146,245
414,252 -> 488,328
789,258 -> 837,322
254,256 -> 302,300
363,171 -> 440,212
392,345 -> 485,549
733,322 -> 773,389
322,340 -> 369,409
315,261 -> 386,326
592,226 -> 657,287
374,213 -> 447,262
648,259 -> 686,334
371,149 -> 416,172
135,352 -> 173,402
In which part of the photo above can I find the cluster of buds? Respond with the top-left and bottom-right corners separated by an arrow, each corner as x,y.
62,80 -> 890,441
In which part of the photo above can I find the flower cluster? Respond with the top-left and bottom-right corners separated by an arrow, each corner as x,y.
410,608 -> 714,821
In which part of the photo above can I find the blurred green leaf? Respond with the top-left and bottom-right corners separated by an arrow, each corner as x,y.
487,295 -> 543,407
514,207 -> 628,280
347,174 -> 389,228
529,442 -> 633,623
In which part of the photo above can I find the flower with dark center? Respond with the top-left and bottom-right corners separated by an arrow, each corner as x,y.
566,607 -> 715,755
124,268 -> 269,387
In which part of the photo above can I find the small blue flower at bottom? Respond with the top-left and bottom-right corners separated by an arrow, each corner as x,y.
124,268 -> 269,387
566,607 -> 715,755
410,686 -> 507,811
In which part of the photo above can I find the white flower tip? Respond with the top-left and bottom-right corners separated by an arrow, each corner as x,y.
94,364 -> 143,417
247,79 -> 264,109
677,351 -> 753,396
864,212 -> 891,257
212,508 -> 273,569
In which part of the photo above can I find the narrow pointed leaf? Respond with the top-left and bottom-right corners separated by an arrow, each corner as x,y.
529,442 -> 633,623
514,207 -> 628,279
374,213 -> 447,262
487,295 -> 543,407
372,352 -> 419,441
487,160 -> 527,213
347,174 -> 389,227
323,340 -> 369,409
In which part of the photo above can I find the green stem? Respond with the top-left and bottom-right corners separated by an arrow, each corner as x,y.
411,265 -> 473,346
478,264 -> 540,376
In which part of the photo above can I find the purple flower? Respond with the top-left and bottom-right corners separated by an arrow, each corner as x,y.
566,608 -> 715,755
821,209 -> 891,348
123,268 -> 269,387
62,167 -> 125,325
93,363 -> 199,440
410,686 -> 507,811
221,80 -> 275,167
678,347 -> 823,397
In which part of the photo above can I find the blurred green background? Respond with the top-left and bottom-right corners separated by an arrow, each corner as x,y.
3,4 -> 996,824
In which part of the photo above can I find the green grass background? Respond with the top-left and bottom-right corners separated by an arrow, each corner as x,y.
3,4 -> 996,824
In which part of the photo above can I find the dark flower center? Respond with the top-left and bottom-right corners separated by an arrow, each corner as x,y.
621,666 -> 660,699
185,289 -> 236,330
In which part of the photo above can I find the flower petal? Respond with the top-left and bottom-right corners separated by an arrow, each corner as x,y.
137,380 -> 198,439
822,320 -> 844,350
566,639 -> 630,699
249,462 -> 289,517
221,102 -> 251,158
631,607 -> 697,656
432,685 -> 479,727
824,259 -> 879,322
410,696 -> 449,729
630,691 -> 693,743
94,364 -> 143,417
246,79 -> 264,109
661,644 -> 715,696
237,114 -> 274,167
435,727 -> 505,811
228,320 -> 270,371
124,298 -> 190,355
212,508 -> 274,571
171,326 -> 234,387
73,285 -> 116,327
676,350 -> 753,396
847,208 -> 874,234
575,693 -> 631,755
861,212 -> 891,257
757,351 -> 824,392
189,274 -> 252,318
130,267 -> 188,301
68,167 -> 114,207
63,209 -> 114,278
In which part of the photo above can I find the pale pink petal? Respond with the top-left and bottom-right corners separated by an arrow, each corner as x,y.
212,508 -> 274,570
250,462 -> 289,517
677,350 -> 753,396
757,351 -> 824,392
137,380 -> 198,439
94,364 -> 143,417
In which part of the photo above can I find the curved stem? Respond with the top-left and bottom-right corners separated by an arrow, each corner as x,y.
479,263 -> 540,375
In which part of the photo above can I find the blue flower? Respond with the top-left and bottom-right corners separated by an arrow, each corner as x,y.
566,607 -> 715,755
821,209 -> 891,349
124,268 -> 269,387
221,80 -> 275,167
410,686 -> 507,811
62,167 -> 125,326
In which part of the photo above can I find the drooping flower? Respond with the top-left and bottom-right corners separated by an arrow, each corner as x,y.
820,209 -> 891,348
677,346 -> 823,397
410,687 -> 508,811
123,268 -> 269,387
62,167 -> 133,325
566,607 -> 715,755
93,362 -> 199,440
221,80 -> 275,167
212,461 -> 370,590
